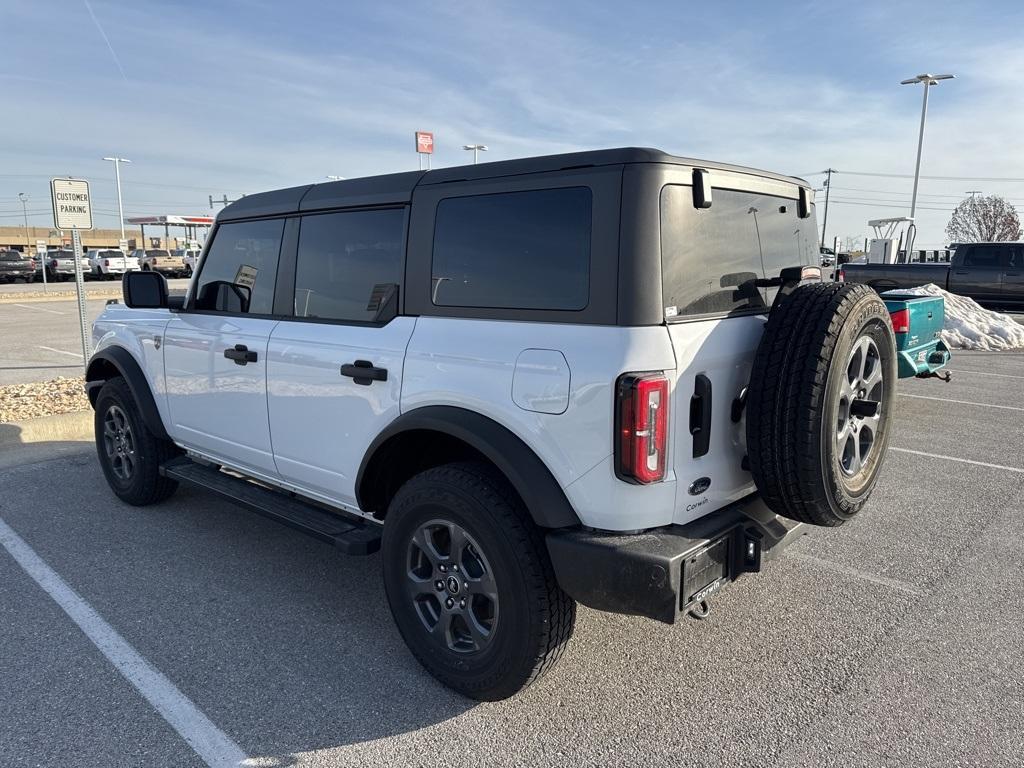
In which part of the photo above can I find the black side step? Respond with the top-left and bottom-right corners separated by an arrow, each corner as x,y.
160,457 -> 381,555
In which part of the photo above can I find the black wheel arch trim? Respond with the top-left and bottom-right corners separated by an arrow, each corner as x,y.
85,347 -> 170,441
356,405 -> 582,529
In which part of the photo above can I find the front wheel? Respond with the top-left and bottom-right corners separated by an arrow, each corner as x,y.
94,377 -> 179,505
382,462 -> 576,700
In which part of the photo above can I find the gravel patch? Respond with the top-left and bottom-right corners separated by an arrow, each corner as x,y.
0,377 -> 90,423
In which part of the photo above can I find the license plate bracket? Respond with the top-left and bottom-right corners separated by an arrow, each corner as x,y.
680,532 -> 733,609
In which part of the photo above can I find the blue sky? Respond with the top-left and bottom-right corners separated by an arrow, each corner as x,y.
2,0 -> 1023,248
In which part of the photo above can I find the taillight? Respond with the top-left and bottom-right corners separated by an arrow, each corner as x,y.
615,373 -> 669,484
836,268 -> 845,282
104,259 -> 110,267
890,308 -> 910,334
50,259 -> 58,268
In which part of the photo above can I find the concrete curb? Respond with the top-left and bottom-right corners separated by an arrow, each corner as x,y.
0,410 -> 93,447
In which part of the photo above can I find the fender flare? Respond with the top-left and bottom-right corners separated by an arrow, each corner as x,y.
356,406 -> 582,529
85,346 -> 170,441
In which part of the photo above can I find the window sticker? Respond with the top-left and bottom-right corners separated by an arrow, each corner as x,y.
665,305 -> 679,318
234,264 -> 258,289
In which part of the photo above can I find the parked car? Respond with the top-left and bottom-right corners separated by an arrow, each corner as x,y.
45,249 -> 92,282
172,248 -> 202,277
134,249 -> 185,277
0,250 -> 35,283
840,241 -> 1024,308
88,147 -> 901,701
88,249 -> 140,280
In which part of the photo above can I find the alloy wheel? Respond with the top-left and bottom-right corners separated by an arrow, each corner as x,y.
405,519 -> 498,654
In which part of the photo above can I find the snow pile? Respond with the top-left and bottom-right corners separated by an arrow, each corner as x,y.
890,284 -> 1024,351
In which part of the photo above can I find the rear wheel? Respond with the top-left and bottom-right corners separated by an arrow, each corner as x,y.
382,462 -> 576,700
746,283 -> 897,526
94,377 -> 179,505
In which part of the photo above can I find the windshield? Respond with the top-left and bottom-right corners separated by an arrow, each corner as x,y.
661,185 -> 818,319
0,252 -> 24,261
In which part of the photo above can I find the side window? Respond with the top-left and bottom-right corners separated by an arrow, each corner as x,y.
194,219 -> 284,314
293,209 -> 405,322
962,245 -> 1001,268
431,187 -> 592,310
1006,246 -> 1022,269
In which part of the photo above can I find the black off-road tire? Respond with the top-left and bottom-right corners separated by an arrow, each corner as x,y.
746,283 -> 897,526
94,377 -> 180,506
381,461 -> 576,700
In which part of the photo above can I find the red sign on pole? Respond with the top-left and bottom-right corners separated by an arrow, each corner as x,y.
415,131 -> 434,154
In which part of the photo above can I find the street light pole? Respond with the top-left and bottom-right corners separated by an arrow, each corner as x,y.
17,193 -> 30,250
102,156 -> 131,242
819,168 -> 836,248
900,74 -> 954,244
463,144 -> 488,164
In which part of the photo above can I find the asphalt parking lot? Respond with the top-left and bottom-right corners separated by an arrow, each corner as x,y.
1,356 -> 1023,767
0,281 -> 189,384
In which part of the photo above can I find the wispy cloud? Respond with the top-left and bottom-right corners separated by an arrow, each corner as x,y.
82,0 -> 127,81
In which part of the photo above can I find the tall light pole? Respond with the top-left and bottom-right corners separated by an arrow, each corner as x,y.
17,193 -> 30,250
463,144 -> 488,164
900,74 -> 954,227
102,156 -> 131,241
819,168 -> 836,248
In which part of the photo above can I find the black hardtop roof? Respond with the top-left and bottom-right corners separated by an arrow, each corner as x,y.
217,147 -> 809,222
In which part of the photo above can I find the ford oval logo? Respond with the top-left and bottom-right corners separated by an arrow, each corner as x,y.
688,477 -> 711,496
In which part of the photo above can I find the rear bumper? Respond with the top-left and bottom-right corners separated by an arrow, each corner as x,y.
546,494 -> 804,624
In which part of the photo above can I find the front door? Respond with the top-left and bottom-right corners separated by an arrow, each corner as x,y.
266,207 -> 413,510
163,217 -> 286,478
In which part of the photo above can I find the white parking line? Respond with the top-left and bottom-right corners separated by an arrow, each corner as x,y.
899,393 -> 1024,412
0,517 -> 248,768
787,552 -> 925,596
39,345 -> 83,359
947,368 -> 1024,381
891,447 -> 1024,474
13,303 -> 64,315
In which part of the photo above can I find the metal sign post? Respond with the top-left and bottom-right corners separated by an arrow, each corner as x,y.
50,177 -> 93,374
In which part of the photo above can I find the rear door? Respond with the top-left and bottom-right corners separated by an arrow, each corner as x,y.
163,217 -> 287,477
951,244 -> 1003,303
660,181 -> 818,522
1002,245 -> 1024,305
266,207 -> 414,509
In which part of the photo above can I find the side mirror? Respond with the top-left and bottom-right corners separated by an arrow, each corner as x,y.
195,280 -> 251,313
123,271 -> 168,309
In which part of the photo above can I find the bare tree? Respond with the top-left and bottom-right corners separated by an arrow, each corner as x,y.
945,194 -> 1022,243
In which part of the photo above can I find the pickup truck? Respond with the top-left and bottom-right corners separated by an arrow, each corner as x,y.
89,249 -> 140,280
0,250 -> 35,283
840,241 -> 1024,308
45,249 -> 92,282
87,148 -> 900,700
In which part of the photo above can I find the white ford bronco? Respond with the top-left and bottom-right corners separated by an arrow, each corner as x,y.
87,148 -> 896,700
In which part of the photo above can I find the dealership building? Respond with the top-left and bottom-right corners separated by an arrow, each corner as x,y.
0,214 -> 213,253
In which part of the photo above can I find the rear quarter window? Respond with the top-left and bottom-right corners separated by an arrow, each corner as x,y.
431,187 -> 592,310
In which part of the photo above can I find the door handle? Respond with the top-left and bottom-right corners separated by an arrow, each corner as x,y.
689,373 -> 713,458
341,360 -> 388,385
224,344 -> 257,365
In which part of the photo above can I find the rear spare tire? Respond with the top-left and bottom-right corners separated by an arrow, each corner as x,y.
746,283 -> 896,526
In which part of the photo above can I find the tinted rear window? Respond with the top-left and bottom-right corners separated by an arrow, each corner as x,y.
1,252 -> 23,261
431,187 -> 591,310
961,245 -> 1002,268
661,185 -> 817,318
294,208 -> 405,322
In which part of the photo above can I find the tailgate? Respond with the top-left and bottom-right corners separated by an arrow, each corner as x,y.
666,316 -> 763,524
